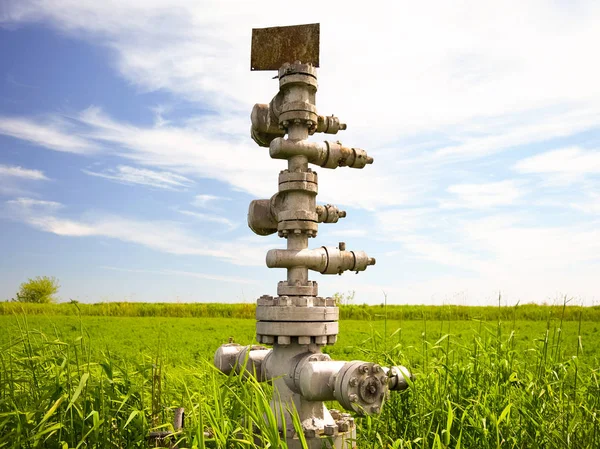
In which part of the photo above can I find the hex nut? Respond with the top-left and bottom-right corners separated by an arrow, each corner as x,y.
324,424 -> 337,436
359,364 -> 370,374
349,377 -> 358,387
337,421 -> 349,432
329,409 -> 341,420
372,364 -> 381,374
296,296 -> 309,307
327,335 -> 338,345
278,336 -> 291,345
304,428 -> 316,438
348,394 -> 358,403
315,335 -> 327,345
263,335 -> 274,345
298,336 -> 311,345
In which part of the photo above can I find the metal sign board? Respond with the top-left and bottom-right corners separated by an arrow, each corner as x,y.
251,23 -> 320,70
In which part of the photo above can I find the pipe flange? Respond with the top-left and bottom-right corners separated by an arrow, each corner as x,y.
334,362 -> 388,415
277,180 -> 318,194
277,280 -> 318,296
256,321 -> 338,338
277,209 -> 318,223
256,304 -> 339,322
277,220 -> 319,233
278,170 -> 318,184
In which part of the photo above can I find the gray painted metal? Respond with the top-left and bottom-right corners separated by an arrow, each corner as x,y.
215,26 -> 412,448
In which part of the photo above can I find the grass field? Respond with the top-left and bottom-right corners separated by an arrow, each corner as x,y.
1,305 -> 599,448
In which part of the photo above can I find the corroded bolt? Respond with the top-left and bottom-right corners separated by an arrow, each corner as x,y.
348,394 -> 358,403
380,376 -> 388,385
298,336 -> 311,345
263,335 -> 274,344
324,424 -> 336,436
337,421 -> 349,432
368,385 -> 377,394
372,364 -> 381,374
359,364 -> 370,374
370,406 -> 380,414
349,377 -> 358,387
330,409 -> 341,420
304,428 -> 316,438
348,417 -> 355,427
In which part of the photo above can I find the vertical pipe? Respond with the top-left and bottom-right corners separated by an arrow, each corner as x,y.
286,123 -> 310,289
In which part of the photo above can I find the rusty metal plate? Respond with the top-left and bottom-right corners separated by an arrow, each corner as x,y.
251,23 -> 320,71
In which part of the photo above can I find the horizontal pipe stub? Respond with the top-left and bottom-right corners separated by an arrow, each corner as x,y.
266,246 -> 375,275
270,138 -> 374,169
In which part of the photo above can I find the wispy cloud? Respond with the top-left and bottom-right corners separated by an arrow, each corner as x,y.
0,116 -> 97,153
83,165 -> 195,190
514,147 -> 600,182
178,209 -> 236,230
442,180 -> 523,209
4,197 -> 267,266
192,194 -> 229,209
0,164 -> 49,180
100,266 -> 258,285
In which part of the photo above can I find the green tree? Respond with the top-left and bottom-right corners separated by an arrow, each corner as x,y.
15,276 -> 60,303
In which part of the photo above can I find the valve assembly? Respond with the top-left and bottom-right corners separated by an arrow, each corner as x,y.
214,24 -> 411,449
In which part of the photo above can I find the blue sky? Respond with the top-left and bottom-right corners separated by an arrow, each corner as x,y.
1,1 -> 599,305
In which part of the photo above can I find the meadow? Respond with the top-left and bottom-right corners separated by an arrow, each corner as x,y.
0,303 -> 598,448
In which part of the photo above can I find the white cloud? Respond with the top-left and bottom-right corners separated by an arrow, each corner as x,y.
3,1 -> 600,140
514,147 -> 600,181
0,116 -> 97,153
7,197 -> 63,211
178,209 -> 236,230
100,265 -> 258,285
83,165 -> 195,190
192,194 -> 229,208
4,197 -> 268,266
443,180 -> 523,209
570,192 -> 600,215
0,164 -> 49,180
0,165 -> 50,196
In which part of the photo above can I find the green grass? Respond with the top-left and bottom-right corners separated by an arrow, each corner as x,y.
1,307 -> 599,448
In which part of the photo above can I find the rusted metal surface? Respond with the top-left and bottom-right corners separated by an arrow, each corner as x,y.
251,23 -> 320,70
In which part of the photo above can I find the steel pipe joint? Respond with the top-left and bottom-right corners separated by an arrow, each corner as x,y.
266,246 -> 375,275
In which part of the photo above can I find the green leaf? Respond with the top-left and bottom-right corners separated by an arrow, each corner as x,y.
38,395 -> 65,428
124,410 -> 138,429
67,373 -> 89,410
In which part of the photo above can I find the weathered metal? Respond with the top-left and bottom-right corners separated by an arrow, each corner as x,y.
215,24 -> 412,448
251,24 -> 320,71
